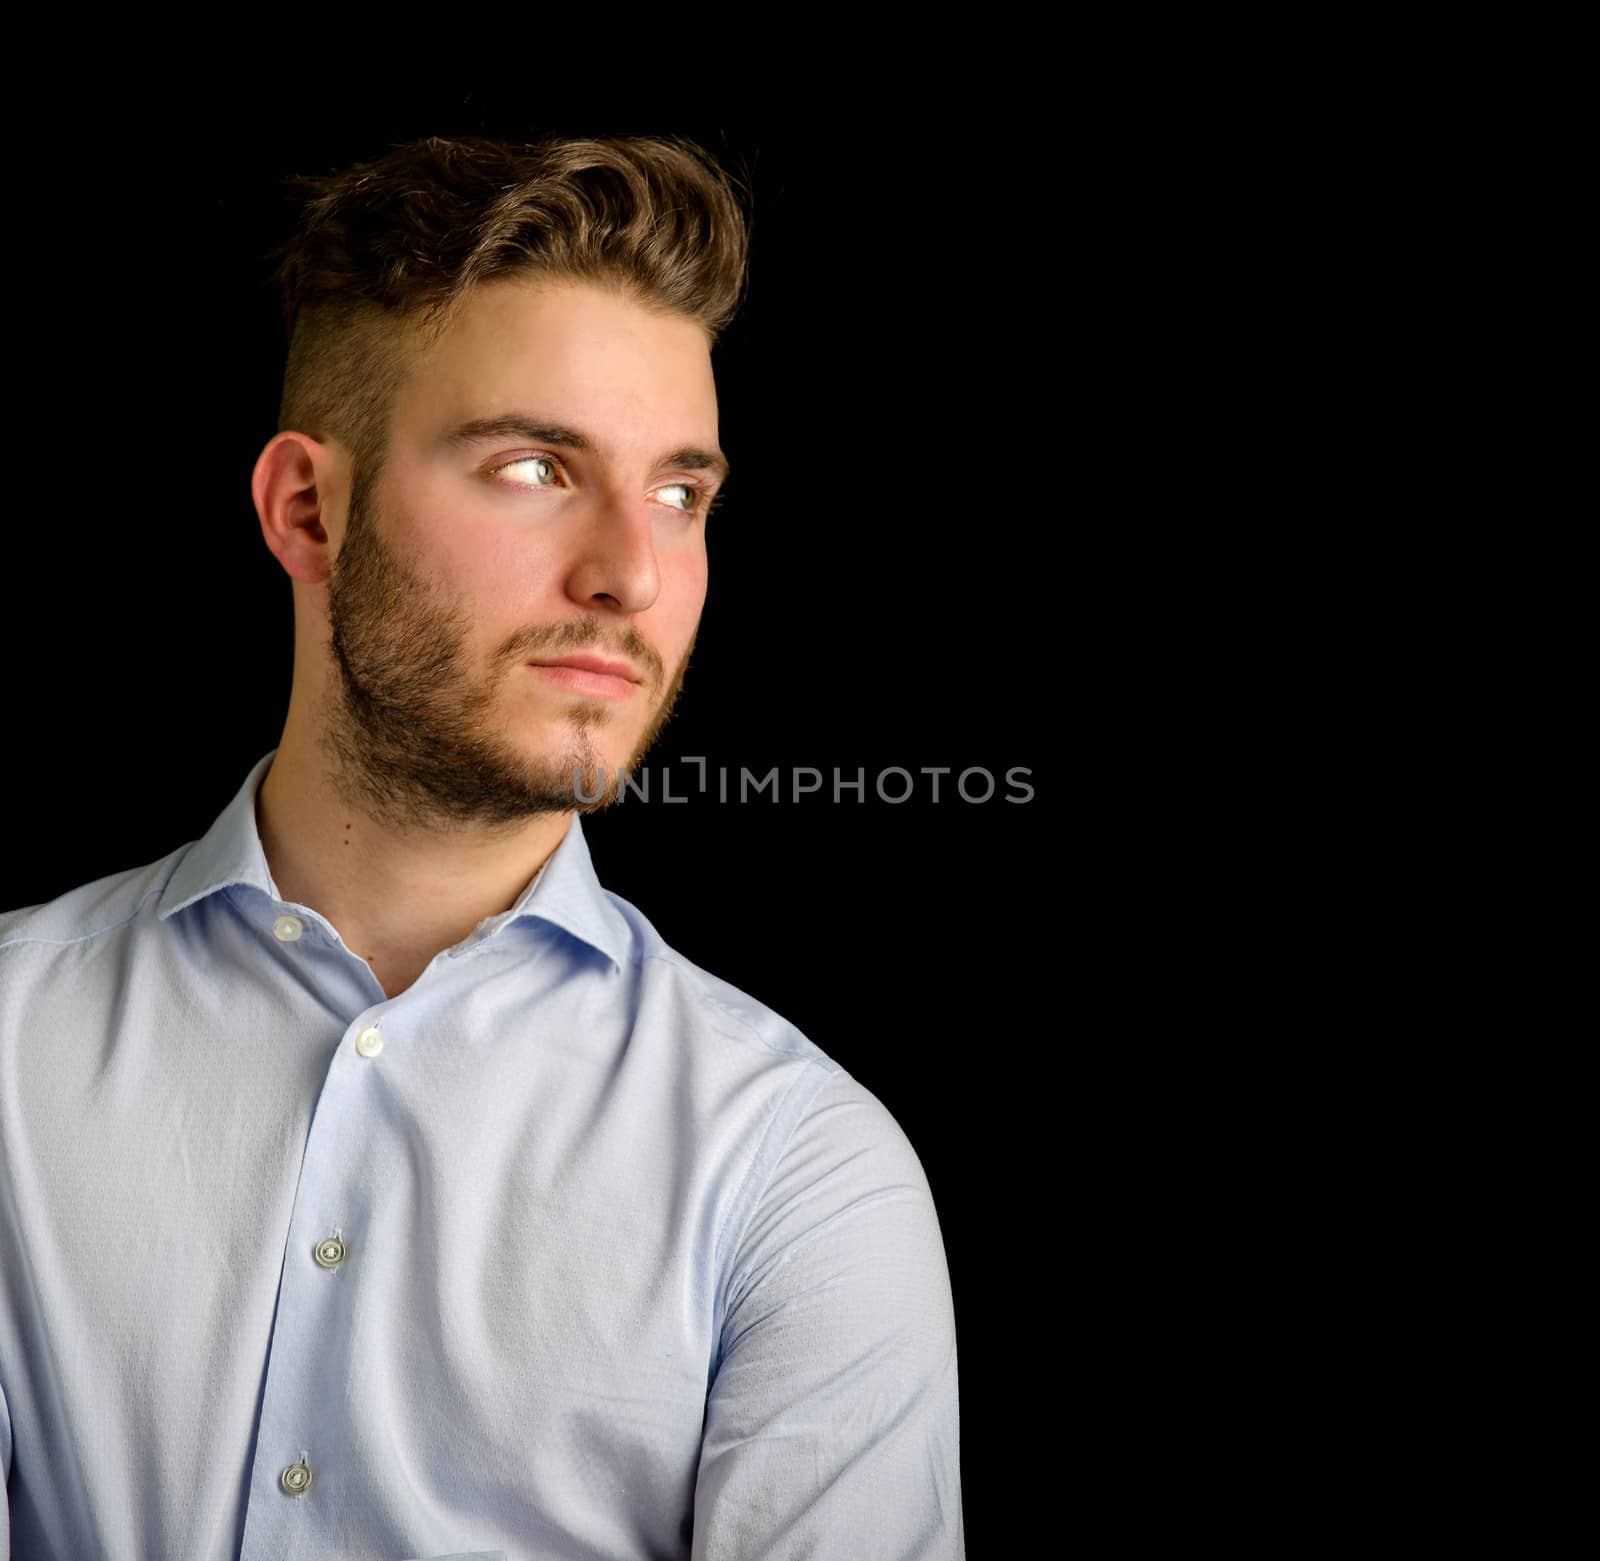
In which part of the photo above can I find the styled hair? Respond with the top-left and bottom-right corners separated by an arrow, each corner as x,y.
261,132 -> 754,487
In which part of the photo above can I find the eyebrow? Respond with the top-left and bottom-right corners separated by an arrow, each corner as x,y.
441,413 -> 730,487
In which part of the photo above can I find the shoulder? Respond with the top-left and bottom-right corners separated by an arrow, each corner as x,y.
0,845 -> 190,960
601,884 -> 841,1075
598,890 -> 932,1198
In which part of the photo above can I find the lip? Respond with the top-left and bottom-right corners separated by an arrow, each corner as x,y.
528,654 -> 640,682
526,656 -> 641,700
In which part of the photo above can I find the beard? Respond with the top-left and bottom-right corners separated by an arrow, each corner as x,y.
318,458 -> 695,833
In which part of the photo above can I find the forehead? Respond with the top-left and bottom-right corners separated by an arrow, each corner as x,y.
395,276 -> 719,451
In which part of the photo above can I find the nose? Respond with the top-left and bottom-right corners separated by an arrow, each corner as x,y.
563,486 -> 662,616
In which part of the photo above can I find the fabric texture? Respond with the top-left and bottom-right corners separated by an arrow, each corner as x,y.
0,749 -> 963,1559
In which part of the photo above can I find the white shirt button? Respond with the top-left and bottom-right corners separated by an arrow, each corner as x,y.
355,1025 -> 383,1058
280,1454 -> 314,1496
272,914 -> 304,943
313,1235 -> 347,1269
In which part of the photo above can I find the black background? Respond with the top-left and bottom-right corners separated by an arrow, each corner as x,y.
6,97 -> 1057,1548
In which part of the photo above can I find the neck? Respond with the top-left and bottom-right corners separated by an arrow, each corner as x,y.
255,716 -> 572,998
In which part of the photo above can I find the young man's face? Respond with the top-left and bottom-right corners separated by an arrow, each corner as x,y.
321,275 -> 722,823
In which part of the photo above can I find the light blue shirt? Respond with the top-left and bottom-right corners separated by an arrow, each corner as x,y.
0,749 -> 963,1560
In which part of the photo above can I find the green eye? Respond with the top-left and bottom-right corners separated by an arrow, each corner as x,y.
488,453 -> 712,516
492,455 -> 561,487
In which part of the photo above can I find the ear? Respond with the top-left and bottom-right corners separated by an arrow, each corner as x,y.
253,432 -> 345,586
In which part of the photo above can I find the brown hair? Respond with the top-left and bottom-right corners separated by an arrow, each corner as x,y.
261,132 -> 754,488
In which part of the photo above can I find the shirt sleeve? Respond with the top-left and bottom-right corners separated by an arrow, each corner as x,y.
690,1068 -> 964,1559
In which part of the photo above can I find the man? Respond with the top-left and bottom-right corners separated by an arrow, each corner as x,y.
0,133 -> 963,1558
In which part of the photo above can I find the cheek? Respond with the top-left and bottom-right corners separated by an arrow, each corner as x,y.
431,516 -> 562,621
646,590 -> 704,670
390,466 -> 537,582
656,544 -> 708,633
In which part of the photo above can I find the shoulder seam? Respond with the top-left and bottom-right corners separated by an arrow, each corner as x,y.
0,878 -> 170,954
638,948 -> 830,1065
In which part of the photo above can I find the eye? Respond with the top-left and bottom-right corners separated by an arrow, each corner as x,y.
487,454 -> 714,516
489,454 -> 563,489
657,482 -> 700,513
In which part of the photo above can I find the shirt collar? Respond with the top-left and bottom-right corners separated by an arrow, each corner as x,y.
156,748 -> 628,972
